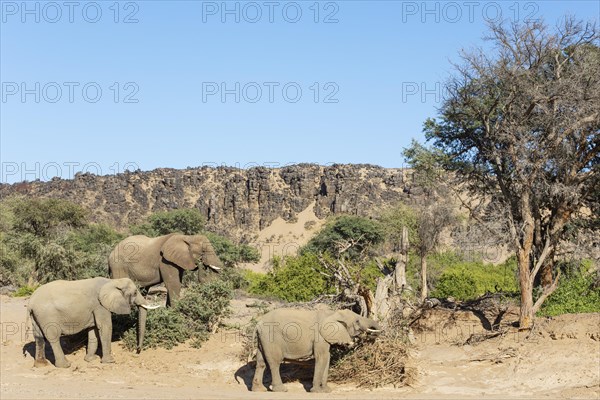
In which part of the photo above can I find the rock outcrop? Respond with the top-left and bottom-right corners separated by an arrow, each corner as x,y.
0,164 -> 410,240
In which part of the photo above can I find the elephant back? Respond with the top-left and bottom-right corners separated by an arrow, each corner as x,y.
108,235 -> 172,283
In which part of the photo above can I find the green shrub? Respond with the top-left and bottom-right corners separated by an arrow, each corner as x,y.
217,266 -> 249,290
0,238 -> 29,287
304,215 -> 385,260
430,257 -> 518,301
121,280 -> 234,351
0,198 -> 126,285
176,280 -> 233,334
12,285 -> 38,297
34,240 -> 78,283
131,208 -> 204,237
538,264 -> 600,316
122,307 -> 191,350
12,198 -> 87,237
432,271 -> 478,300
247,253 -> 332,302
354,259 -> 385,292
205,232 -> 260,267
68,223 -> 125,253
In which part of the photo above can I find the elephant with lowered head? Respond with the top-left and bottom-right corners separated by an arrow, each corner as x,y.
27,277 -> 158,368
252,308 -> 381,393
108,233 -> 223,351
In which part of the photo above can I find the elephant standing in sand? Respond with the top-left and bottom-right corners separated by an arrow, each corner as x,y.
27,277 -> 158,368
252,308 -> 381,393
108,233 -> 223,351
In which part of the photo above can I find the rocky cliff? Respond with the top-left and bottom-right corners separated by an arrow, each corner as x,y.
0,164 -> 410,240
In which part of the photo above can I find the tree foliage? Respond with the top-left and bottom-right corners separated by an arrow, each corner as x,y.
424,18 -> 599,327
538,261 -> 600,316
204,232 -> 260,267
12,198 -> 87,237
304,215 -> 385,260
246,253 -> 332,302
0,197 -> 124,286
121,279 -> 234,351
131,208 -> 205,236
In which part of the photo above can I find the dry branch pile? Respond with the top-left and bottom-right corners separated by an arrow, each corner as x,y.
329,313 -> 416,388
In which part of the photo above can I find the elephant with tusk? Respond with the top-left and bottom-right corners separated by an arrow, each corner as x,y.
108,233 -> 223,352
251,308 -> 382,393
27,277 -> 159,368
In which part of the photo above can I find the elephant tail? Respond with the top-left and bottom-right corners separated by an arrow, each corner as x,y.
246,325 -> 259,364
23,307 -> 33,354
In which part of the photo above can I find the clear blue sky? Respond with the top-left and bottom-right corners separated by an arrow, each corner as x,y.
1,0 -> 598,183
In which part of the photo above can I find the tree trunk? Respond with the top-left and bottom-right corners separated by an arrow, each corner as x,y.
420,255 -> 428,301
539,246 -> 556,287
518,250 -> 534,329
395,226 -> 410,292
394,256 -> 407,291
374,276 -> 393,321
540,261 -> 553,287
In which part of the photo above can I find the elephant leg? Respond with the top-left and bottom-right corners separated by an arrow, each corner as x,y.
84,328 -> 99,362
311,350 -> 332,393
160,263 -> 182,307
251,346 -> 267,392
31,317 -> 49,367
97,318 -> 115,364
43,326 -> 70,368
265,350 -> 286,392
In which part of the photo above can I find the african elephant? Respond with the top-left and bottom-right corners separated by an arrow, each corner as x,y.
27,277 -> 158,368
252,308 -> 381,393
108,233 -> 223,351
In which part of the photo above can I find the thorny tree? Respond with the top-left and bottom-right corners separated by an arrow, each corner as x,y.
403,140 -> 460,301
425,19 -> 600,328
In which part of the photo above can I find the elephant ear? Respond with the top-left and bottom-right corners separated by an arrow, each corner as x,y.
99,279 -> 133,315
161,235 -> 196,270
319,311 -> 354,345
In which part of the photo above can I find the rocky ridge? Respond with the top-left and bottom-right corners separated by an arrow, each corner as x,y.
0,164 -> 411,241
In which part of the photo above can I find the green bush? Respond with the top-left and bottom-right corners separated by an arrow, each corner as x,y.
0,238 -> 29,286
538,264 -> 600,316
432,271 -> 478,300
131,208 -> 204,237
68,223 -> 125,253
247,253 -> 332,302
12,285 -> 38,297
12,198 -> 87,237
430,257 -> 518,301
205,232 -> 260,267
176,280 -> 233,334
121,280 -> 234,351
217,266 -> 249,290
0,198 -> 124,285
304,215 -> 385,260
122,307 -> 191,350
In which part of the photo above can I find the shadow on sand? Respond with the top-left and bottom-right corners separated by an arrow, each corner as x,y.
234,360 -> 315,392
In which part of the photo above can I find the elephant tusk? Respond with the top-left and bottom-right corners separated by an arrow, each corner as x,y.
367,328 -> 382,333
208,265 -> 221,271
141,304 -> 161,310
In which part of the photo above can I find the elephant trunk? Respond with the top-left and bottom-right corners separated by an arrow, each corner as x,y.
137,305 -> 147,354
202,250 -> 223,273
133,291 -> 160,353
360,317 -> 382,334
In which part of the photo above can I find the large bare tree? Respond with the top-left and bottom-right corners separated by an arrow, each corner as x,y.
425,18 -> 599,328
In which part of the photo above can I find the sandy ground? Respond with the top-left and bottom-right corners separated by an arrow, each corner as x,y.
1,294 -> 599,400
241,203 -> 324,272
